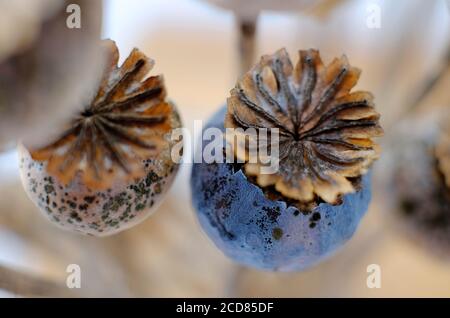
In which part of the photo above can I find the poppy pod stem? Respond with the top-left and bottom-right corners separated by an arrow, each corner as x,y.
237,15 -> 258,76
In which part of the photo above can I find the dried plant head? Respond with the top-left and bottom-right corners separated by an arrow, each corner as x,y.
225,48 -> 383,205
29,39 -> 173,190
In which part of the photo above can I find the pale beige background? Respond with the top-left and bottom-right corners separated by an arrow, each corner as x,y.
0,0 -> 449,297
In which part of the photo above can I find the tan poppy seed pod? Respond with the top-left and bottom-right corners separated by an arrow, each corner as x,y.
18,40 -> 182,237
0,0 -> 103,151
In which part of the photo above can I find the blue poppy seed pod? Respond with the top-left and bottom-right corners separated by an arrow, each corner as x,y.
191,48 -> 382,271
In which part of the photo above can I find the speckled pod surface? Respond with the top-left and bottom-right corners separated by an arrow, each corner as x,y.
18,105 -> 182,237
191,106 -> 371,271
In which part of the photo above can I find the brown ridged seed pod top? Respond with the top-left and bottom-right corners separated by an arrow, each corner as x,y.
225,48 -> 383,204
30,40 -> 172,190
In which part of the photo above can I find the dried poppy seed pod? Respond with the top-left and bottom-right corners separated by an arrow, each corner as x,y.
191,48 -> 383,271
19,40 -> 182,236
386,109 -> 450,258
0,0 -> 103,151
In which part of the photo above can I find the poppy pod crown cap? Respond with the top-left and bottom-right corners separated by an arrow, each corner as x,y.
225,48 -> 383,205
29,40 -> 174,190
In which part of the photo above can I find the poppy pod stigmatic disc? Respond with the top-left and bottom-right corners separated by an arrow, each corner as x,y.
191,48 -> 383,271
19,40 -> 182,236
